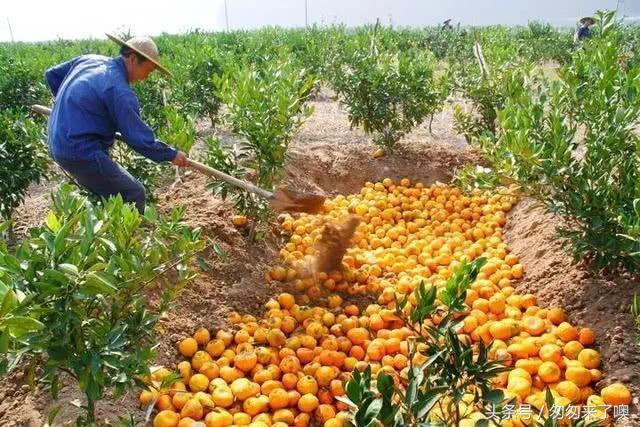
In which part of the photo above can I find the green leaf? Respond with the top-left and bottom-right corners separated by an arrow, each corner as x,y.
58,263 -> 79,277
484,389 -> 504,405
84,272 -> 118,295
0,330 -> 9,353
0,289 -> 18,317
46,212 -> 60,232
355,397 -> 382,427
3,316 -> 45,335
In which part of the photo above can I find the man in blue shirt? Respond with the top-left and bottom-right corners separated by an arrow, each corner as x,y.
45,33 -> 188,213
575,17 -> 595,43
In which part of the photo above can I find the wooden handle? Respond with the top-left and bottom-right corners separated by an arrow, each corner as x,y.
186,159 -> 272,199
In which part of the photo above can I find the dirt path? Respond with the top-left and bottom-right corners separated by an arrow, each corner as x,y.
1,91 -> 638,426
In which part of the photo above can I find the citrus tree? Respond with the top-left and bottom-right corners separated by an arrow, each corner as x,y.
475,11 -> 640,271
0,186 -> 205,424
331,40 -> 449,153
0,111 -> 49,222
212,57 -> 316,221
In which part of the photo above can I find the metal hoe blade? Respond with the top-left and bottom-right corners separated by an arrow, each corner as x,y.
269,189 -> 326,214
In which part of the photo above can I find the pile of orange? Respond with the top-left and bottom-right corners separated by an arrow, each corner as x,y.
146,179 -> 631,427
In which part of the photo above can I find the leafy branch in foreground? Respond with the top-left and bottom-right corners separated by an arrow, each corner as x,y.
342,258 -> 511,427
0,185 -> 205,425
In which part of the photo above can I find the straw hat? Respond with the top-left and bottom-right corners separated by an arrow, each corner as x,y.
106,33 -> 172,76
580,17 -> 595,25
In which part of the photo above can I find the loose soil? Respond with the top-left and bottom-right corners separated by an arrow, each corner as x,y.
1,90 -> 638,426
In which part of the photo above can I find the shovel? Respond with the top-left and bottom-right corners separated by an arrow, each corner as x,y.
31,104 -> 326,214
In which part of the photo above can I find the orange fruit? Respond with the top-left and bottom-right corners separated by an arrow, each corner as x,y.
181,398 -> 204,420
565,366 -> 591,387
188,373 -> 210,393
601,383 -> 631,406
179,337 -> 198,357
555,322 -> 578,342
230,378 -> 259,401
297,375 -> 319,395
538,361 -> 561,383
273,409 -> 295,425
234,351 -> 258,372
139,389 -> 159,407
204,409 -> 233,427
539,344 -> 562,363
547,307 -> 565,325
556,381 -> 581,402
153,410 -> 180,427
177,417 -> 197,427
298,394 -> 320,413
156,394 -> 174,411
193,328 -> 211,346
562,341 -> 584,360
315,404 -> 336,423
192,351 -> 213,371
578,328 -> 595,346
577,349 -> 600,369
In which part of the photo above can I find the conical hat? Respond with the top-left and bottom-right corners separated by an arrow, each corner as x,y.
106,33 -> 172,77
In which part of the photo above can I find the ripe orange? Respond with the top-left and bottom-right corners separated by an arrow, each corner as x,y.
153,410 -> 180,427
298,394 -> 320,413
565,366 -> 592,387
538,361 -> 561,383
577,349 -> 600,369
601,383 -> 631,406
179,337 -> 198,357
578,328 -> 595,346
555,322 -> 578,342
181,398 -> 204,421
193,328 -> 211,346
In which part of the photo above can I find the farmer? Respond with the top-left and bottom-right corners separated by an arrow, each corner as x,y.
44,33 -> 188,213
575,17 -> 595,43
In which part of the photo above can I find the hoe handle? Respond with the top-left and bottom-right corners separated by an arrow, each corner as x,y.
186,159 -> 273,199
30,104 -> 273,200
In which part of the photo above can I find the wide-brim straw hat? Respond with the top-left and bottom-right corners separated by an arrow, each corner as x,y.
106,32 -> 172,77
580,17 -> 595,25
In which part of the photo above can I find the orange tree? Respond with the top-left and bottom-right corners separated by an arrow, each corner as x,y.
475,11 -> 640,271
0,186 -> 204,425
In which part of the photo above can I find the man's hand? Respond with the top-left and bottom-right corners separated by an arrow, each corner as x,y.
172,151 -> 188,167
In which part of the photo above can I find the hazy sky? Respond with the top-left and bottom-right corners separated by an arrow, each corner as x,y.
2,0 -> 639,42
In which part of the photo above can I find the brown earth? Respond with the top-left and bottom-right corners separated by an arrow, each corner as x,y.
1,91 -> 638,426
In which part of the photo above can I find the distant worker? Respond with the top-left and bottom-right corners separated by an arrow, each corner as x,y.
575,16 -> 595,43
441,18 -> 453,30
44,33 -> 188,213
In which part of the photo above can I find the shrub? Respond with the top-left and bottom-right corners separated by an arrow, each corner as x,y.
342,258 -> 511,426
213,58 -> 316,220
0,111 -> 49,220
331,45 -> 449,152
0,185 -> 204,424
476,11 -> 640,271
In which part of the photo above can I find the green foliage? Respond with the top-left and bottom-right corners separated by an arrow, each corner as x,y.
331,41 -> 449,151
0,185 -> 204,423
343,258 -> 511,426
211,58 -> 315,222
476,11 -> 640,271
453,164 -> 504,194
0,111 -> 50,219
158,107 -> 197,154
202,136 -> 272,223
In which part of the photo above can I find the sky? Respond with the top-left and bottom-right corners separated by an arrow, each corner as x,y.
2,0 -> 639,42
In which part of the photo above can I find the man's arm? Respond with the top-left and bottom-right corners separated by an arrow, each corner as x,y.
44,57 -> 79,97
108,89 -> 181,163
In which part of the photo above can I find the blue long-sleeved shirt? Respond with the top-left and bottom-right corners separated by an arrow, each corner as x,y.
45,55 -> 177,164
